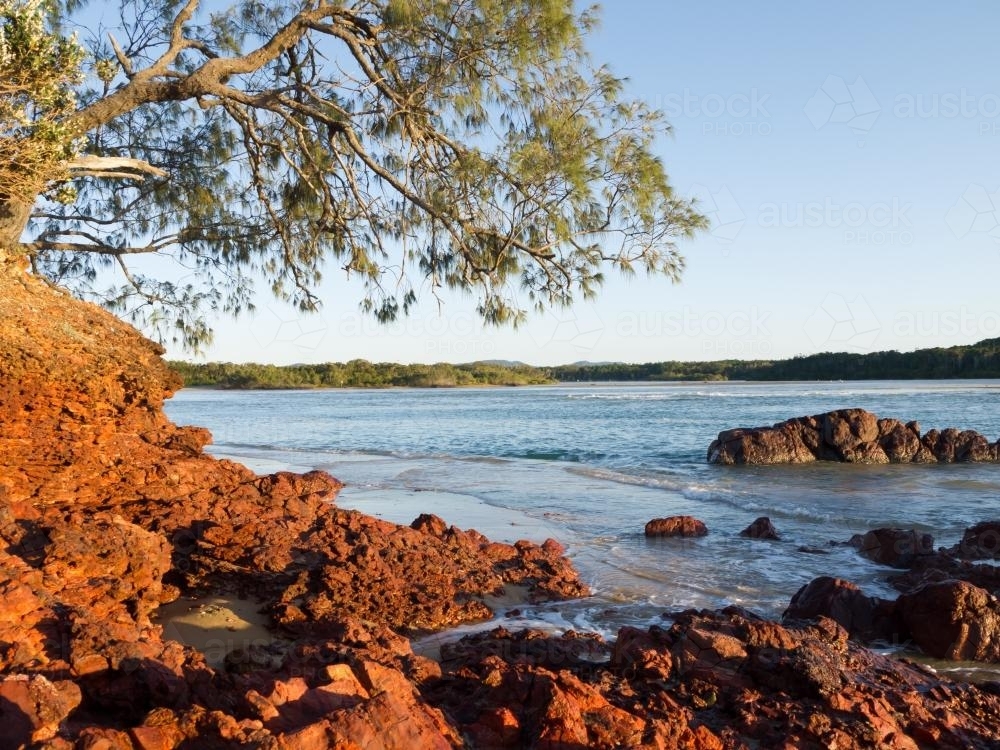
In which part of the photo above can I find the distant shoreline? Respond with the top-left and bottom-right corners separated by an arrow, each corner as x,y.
170,337 -> 1000,389
178,377 -> 1000,392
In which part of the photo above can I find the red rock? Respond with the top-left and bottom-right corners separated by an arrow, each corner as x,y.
896,580 -> 1000,660
129,722 -> 185,750
708,423 -> 816,465
410,513 -> 448,536
888,551 -> 1000,596
276,720 -> 336,750
611,626 -> 673,680
0,675 -> 82,745
466,706 -> 521,747
784,576 -> 902,644
75,728 -> 134,750
0,270 -> 587,747
428,608 -> 1000,749
327,691 -> 457,750
709,408 -> 1000,465
7,267 -> 1000,749
645,516 -> 708,538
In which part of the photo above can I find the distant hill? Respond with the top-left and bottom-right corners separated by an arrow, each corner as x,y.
471,359 -> 531,368
170,338 -> 1000,389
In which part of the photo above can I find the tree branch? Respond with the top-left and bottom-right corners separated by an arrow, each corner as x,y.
64,155 -> 168,180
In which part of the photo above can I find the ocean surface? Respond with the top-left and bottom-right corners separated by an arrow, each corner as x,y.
165,380 -> 1000,666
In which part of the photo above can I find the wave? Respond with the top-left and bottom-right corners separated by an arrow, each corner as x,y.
566,465 -> 688,492
565,385 -> 992,401
216,439 -> 615,467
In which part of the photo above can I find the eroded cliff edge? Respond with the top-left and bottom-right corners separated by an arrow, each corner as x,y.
0,270 -> 585,747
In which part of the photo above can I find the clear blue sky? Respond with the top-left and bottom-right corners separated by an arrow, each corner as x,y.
171,1 -> 1000,365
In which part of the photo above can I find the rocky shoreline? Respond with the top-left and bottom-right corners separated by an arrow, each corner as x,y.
4,269 -> 1000,748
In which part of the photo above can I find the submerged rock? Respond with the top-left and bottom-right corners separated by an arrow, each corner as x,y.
644,515 -> 708,538
740,516 -> 781,540
708,408 -> 1000,465
956,521 -> 1000,560
849,527 -> 935,568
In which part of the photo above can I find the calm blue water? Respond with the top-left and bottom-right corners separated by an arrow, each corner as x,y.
165,381 -> 1000,641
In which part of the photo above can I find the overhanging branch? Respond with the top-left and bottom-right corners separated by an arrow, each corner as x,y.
64,155 -> 168,180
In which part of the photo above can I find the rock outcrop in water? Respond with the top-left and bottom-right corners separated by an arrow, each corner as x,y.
644,515 -> 708,538
790,523 -> 1000,663
740,516 -> 781,540
708,408 -> 1000,465
849,527 -> 936,568
787,575 -> 1000,663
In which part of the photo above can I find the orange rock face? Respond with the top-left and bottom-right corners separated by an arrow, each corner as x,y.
428,609 -> 1000,749
0,270 -> 586,747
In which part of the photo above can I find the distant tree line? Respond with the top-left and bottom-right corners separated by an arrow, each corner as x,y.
170,337 -> 1000,389
168,360 -> 554,389
551,338 -> 1000,381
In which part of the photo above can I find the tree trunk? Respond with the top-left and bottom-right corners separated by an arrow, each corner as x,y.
0,198 -> 32,271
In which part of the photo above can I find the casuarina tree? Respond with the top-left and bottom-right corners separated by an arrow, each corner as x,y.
1,0 -> 704,348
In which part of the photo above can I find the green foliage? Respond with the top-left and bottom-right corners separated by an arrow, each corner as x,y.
5,0 -> 704,350
169,359 -> 554,388
0,0 -> 84,202
550,338 -> 1000,382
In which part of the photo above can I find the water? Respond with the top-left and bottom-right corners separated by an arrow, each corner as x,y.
164,380 -> 1000,647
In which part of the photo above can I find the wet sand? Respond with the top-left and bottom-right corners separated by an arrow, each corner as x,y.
156,596 -> 275,668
